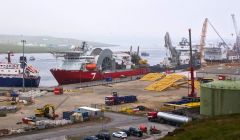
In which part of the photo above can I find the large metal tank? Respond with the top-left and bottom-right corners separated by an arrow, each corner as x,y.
157,112 -> 192,124
200,81 -> 240,116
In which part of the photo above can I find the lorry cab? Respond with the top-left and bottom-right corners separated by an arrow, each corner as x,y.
147,111 -> 158,121
105,96 -> 115,106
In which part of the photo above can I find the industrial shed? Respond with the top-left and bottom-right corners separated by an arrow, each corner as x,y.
200,81 -> 240,116
78,106 -> 103,118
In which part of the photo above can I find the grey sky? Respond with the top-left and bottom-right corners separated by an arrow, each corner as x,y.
0,0 -> 239,46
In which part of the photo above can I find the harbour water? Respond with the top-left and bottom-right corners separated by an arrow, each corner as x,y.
0,47 -> 165,87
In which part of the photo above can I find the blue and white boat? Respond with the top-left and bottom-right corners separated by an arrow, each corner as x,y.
0,52 -> 40,87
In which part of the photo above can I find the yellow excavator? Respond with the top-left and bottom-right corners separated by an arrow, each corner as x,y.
34,104 -> 59,120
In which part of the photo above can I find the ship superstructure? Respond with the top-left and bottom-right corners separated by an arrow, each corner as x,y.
50,42 -> 149,85
161,32 -> 200,68
0,52 -> 40,87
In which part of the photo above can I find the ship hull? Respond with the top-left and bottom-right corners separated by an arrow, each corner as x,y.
0,76 -> 41,87
50,68 -> 149,85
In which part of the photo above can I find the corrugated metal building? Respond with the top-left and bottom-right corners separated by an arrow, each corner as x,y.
200,81 -> 240,116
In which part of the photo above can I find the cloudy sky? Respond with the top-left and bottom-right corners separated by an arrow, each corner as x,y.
0,0 -> 239,46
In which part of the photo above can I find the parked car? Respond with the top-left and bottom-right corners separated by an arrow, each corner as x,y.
112,131 -> 127,139
129,127 -> 143,137
95,132 -> 111,140
121,129 -> 130,136
84,136 -> 99,140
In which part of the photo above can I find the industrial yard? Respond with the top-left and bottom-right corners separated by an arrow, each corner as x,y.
0,79 -> 190,129
0,76 -> 193,139
1,1 -> 240,139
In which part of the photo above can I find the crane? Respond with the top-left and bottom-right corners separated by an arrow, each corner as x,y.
231,14 -> 240,55
164,32 -> 180,66
231,14 -> 239,36
199,18 -> 230,64
199,18 -> 208,63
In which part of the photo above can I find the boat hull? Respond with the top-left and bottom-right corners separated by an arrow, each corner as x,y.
50,68 -> 149,85
0,76 -> 41,87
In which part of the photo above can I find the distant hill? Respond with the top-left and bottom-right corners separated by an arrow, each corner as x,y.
0,34 -> 114,48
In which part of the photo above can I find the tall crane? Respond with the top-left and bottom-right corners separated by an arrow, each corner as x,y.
199,18 -> 230,64
231,14 -> 239,36
231,14 -> 240,54
199,18 -> 208,63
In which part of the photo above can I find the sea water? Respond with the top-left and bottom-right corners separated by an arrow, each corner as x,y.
0,47 -> 166,87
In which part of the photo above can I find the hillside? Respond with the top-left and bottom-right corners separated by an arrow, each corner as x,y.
0,35 -> 113,47
162,114 -> 240,140
0,44 -> 67,53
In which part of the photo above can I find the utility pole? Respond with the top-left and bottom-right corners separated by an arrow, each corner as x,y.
21,40 -> 26,91
188,29 -> 195,97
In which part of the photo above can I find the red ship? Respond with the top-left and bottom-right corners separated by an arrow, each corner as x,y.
50,42 -> 149,85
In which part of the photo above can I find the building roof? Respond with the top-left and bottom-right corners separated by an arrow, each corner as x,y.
201,81 -> 240,90
79,106 -> 101,112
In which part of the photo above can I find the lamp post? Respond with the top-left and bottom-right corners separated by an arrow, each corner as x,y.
21,40 -> 26,91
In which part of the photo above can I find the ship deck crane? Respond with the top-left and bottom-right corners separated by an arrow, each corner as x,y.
164,32 -> 180,66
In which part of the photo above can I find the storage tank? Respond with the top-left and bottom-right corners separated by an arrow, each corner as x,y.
200,81 -> 240,116
157,112 -> 192,124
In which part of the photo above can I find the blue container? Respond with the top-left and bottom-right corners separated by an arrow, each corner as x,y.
167,99 -> 191,105
81,111 -> 89,118
105,77 -> 112,82
124,96 -> 137,103
10,92 -> 19,97
63,111 -> 74,120
73,109 -> 89,118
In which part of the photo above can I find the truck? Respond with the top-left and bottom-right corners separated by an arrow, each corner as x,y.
105,92 -> 137,106
147,111 -> 192,126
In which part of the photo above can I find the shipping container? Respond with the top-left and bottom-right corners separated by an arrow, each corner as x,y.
63,111 -> 74,120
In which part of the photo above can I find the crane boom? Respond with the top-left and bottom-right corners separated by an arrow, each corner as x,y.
231,14 -> 239,36
164,32 -> 180,65
199,18 -> 208,63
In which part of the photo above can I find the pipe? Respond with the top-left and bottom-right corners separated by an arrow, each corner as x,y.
157,112 -> 192,124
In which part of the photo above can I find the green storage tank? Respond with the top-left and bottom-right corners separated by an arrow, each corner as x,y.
200,81 -> 240,116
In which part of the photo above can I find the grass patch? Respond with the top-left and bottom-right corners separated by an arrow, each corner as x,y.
162,114 -> 240,140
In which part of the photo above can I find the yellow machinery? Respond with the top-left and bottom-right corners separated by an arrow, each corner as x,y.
35,104 -> 58,120
188,80 -> 200,90
140,73 -> 165,81
139,59 -> 148,65
145,74 -> 186,91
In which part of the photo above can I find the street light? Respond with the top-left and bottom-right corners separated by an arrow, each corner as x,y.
21,40 -> 26,91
